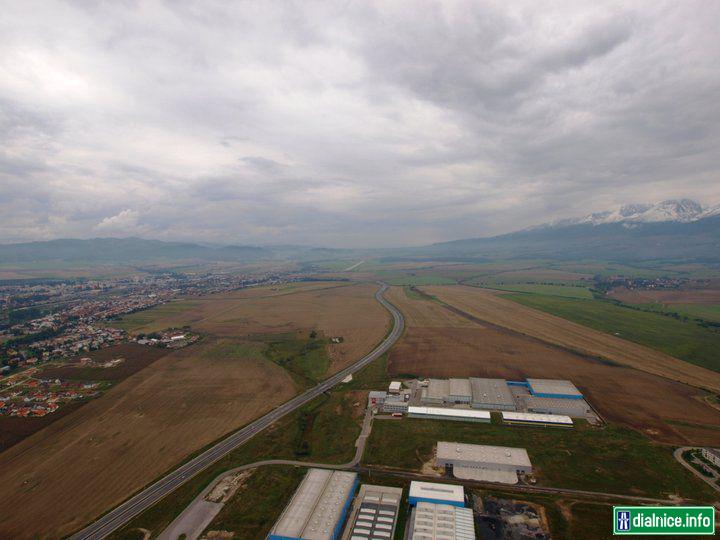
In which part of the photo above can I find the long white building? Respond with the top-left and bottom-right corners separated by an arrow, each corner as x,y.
409,501 -> 475,540
341,484 -> 402,540
269,469 -> 358,540
436,441 -> 532,484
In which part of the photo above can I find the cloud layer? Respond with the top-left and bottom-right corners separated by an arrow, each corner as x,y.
1,0 -> 719,247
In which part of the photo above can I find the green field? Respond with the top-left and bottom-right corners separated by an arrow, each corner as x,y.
258,332 -> 330,385
364,419 -> 716,500
504,293 -> 720,372
108,300 -> 201,333
346,353 -> 393,390
479,283 -> 593,298
632,302 -> 720,324
384,274 -> 457,286
208,466 -> 305,538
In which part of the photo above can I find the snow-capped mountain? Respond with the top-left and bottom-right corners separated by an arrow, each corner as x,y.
550,199 -> 720,228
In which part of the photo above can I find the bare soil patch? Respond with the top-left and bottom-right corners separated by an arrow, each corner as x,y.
1,345 -> 170,452
0,401 -> 85,452
38,343 -> 169,381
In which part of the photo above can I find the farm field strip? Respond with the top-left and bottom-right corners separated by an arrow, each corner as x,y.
424,285 -> 720,393
505,292 -> 720,373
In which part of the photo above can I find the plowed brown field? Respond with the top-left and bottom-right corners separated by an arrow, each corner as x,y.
0,282 -> 389,539
386,287 -> 720,446
424,285 -> 720,393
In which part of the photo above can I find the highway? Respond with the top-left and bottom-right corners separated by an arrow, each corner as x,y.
70,283 -> 404,540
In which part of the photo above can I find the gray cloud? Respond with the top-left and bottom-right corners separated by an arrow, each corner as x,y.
0,0 -> 719,247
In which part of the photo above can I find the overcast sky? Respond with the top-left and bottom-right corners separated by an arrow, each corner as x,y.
1,1 -> 719,247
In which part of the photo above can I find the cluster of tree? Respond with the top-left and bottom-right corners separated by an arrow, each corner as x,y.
1,326 -> 63,351
293,411 -> 315,456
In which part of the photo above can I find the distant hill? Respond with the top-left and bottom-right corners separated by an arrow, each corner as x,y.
417,214 -> 720,263
3,199 -> 720,266
0,238 -> 272,264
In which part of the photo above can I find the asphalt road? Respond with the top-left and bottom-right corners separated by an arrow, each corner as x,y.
70,282 -> 404,540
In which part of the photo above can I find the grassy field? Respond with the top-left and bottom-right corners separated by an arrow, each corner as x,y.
479,283 -> 593,298
364,418 -> 716,501
109,300 -> 202,333
631,302 -> 720,324
385,274 -> 457,286
206,466 -> 306,538
505,293 -> 720,373
108,388 -> 365,539
259,331 -> 330,385
346,353 -> 394,390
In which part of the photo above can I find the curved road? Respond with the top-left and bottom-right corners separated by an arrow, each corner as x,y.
674,447 -> 720,493
71,283 -> 404,540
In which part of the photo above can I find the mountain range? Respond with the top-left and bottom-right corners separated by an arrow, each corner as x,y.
542,199 -> 720,228
1,199 -> 719,265
419,199 -> 720,263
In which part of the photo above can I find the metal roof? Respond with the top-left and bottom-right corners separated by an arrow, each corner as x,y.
526,396 -> 591,415
526,378 -> 582,397
270,469 -> 357,540
343,484 -> 402,540
412,502 -> 475,540
469,378 -> 515,407
409,481 -> 464,503
408,406 -> 491,420
448,378 -> 471,398
437,441 -> 531,468
501,411 -> 573,425
425,379 -> 450,400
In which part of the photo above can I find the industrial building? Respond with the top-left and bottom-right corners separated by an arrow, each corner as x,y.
526,378 -> 583,399
381,395 -> 408,414
408,481 -> 465,507
436,441 -> 532,484
408,406 -> 490,423
469,377 -> 515,411
526,395 -> 592,417
367,391 -> 386,408
448,378 -> 472,403
388,381 -> 402,394
269,469 -> 358,540
341,484 -> 402,540
702,448 -> 720,468
409,502 -> 475,540
501,411 -> 573,428
421,379 -> 450,405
